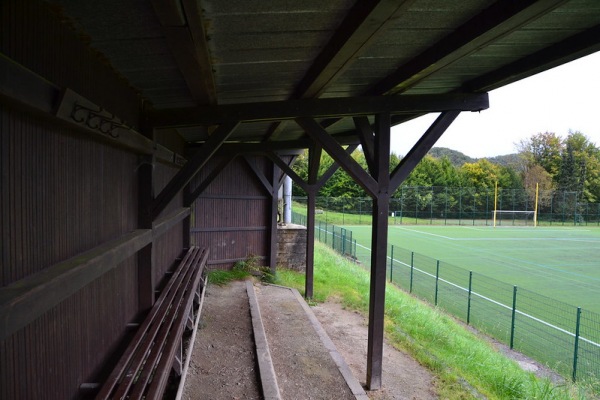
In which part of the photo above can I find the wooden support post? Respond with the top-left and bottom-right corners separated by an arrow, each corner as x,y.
305,188 -> 317,299
366,113 -> 391,390
269,163 -> 281,273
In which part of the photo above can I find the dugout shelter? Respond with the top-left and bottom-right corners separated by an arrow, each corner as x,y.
2,1 -> 600,398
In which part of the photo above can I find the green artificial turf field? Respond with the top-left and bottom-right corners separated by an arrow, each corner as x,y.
344,224 -> 600,314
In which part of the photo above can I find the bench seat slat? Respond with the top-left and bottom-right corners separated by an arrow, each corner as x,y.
144,249 -> 208,399
96,246 -> 208,400
128,249 -> 207,400
105,247 -> 201,399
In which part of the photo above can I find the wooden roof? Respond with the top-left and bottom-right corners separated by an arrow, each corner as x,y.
49,0 -> 600,148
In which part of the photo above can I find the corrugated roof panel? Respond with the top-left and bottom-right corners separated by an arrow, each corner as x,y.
203,0 -> 355,105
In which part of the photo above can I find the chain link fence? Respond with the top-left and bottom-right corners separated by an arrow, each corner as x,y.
293,187 -> 600,226
292,211 -> 600,384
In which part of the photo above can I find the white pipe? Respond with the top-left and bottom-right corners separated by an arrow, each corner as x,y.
283,175 -> 292,224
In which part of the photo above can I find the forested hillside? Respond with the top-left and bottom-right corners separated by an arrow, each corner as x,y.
291,131 -> 600,203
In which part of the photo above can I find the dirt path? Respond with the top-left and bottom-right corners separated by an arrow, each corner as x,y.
312,302 -> 438,400
181,281 -> 261,400
181,281 -> 437,399
254,284 -> 356,400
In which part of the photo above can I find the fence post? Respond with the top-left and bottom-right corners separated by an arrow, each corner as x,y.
318,221 -> 322,242
332,225 -> 335,251
467,271 -> 473,325
510,285 -> 518,349
410,252 -> 414,293
572,307 -> 582,382
435,260 -> 440,306
341,228 -> 346,255
390,245 -> 394,283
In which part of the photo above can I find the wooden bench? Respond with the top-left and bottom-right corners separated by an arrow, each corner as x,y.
95,246 -> 209,400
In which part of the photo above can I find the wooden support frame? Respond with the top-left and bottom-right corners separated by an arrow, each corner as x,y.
243,156 -> 273,194
295,109 -> 465,390
149,120 -> 239,219
270,163 -> 281,273
390,111 -> 461,192
268,144 -> 357,299
366,113 -> 391,390
297,117 -> 378,197
185,155 -> 239,205
149,93 -> 488,128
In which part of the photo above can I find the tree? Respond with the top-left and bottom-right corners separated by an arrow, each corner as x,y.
557,131 -> 600,202
516,132 -> 563,177
460,159 -> 501,188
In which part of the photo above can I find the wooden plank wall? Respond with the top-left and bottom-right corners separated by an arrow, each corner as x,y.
0,2 -> 185,399
153,131 -> 185,280
191,156 -> 273,269
0,106 -> 140,400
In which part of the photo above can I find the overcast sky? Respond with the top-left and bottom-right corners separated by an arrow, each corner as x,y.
390,51 -> 600,159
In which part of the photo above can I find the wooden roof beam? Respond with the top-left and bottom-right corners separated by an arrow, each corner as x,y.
151,0 -> 217,105
464,23 -> 600,93
264,0 -> 413,142
150,93 -> 488,127
294,0 -> 414,99
367,0 -> 568,96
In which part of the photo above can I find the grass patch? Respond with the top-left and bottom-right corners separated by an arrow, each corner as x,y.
207,269 -> 251,286
208,255 -> 276,286
276,242 -> 596,399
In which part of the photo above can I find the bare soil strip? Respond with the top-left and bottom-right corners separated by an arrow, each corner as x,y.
181,281 -> 261,399
254,284 -> 356,400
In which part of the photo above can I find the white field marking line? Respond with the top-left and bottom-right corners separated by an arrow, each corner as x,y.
389,259 -> 600,349
394,227 -> 455,240
343,238 -> 600,348
460,226 -> 490,232
327,229 -> 600,348
392,226 -> 600,242
357,227 -> 600,287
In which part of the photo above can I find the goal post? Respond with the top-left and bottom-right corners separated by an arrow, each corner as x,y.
493,182 -> 539,227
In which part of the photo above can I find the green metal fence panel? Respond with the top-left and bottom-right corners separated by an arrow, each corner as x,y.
293,187 -> 600,226
291,207 -> 600,383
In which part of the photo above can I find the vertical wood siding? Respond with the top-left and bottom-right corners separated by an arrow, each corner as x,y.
191,156 -> 273,269
0,107 -> 140,400
0,2 -> 156,398
153,162 -> 184,280
0,0 -> 141,128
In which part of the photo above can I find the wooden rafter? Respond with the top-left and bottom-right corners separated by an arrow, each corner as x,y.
264,0 -> 413,142
464,23 -> 600,92
367,0 -> 569,96
151,0 -> 217,105
293,0 -> 414,99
